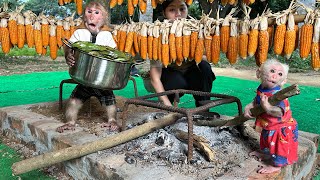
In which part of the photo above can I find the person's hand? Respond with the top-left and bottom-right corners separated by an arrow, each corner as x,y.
65,49 -> 75,67
244,103 -> 254,119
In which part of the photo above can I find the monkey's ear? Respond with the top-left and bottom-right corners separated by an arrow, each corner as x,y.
256,67 -> 262,79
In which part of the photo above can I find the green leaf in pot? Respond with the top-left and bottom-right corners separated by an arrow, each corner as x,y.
72,41 -> 134,63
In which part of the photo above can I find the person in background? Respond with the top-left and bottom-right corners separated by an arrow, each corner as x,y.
149,0 -> 216,107
57,2 -> 119,133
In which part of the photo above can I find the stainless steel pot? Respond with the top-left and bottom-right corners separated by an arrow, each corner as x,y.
63,38 -> 143,90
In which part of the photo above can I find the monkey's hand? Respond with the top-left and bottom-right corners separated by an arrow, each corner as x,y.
65,48 -> 75,67
260,95 -> 283,117
244,102 -> 254,119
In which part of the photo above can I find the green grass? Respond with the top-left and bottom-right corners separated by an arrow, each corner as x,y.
0,140 -> 55,180
0,46 -> 318,179
0,45 -> 64,57
214,50 -> 313,73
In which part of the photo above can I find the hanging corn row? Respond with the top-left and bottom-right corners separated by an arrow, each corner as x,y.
1,1 -> 320,70
57,0 -> 83,16
111,1 -> 320,70
0,5 -> 82,59
112,0 -> 257,16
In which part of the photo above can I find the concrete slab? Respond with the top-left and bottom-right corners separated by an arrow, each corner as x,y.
1,102 -> 318,180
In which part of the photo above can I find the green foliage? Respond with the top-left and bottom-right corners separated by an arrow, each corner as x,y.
0,0 -> 76,18
0,46 -> 64,57
188,1 -> 202,20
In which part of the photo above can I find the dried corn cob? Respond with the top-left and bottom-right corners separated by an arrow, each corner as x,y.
125,24 -> 135,53
299,23 -> 313,60
211,22 -> 220,64
247,17 -> 259,57
226,19 -> 238,65
195,24 -> 204,64
8,12 -> 19,46
41,15 -> 50,47
34,21 -> 43,55
139,0 -> 147,14
182,25 -> 191,60
49,25 -> 58,60
133,27 -> 140,53
204,19 -> 213,62
56,20 -> 64,47
76,0 -> 83,15
152,22 -> 160,60
0,18 -> 11,54
311,17 -> 320,71
239,20 -> 249,60
257,16 -> 269,65
267,25 -> 274,50
162,26 -> 170,67
151,0 -> 158,9
17,14 -> 25,49
147,25 -> 154,59
220,25 -> 229,53
220,8 -> 236,53
283,13 -> 296,59
63,19 -> 71,39
140,23 -> 148,60
128,0 -> 134,16
169,20 -> 178,62
119,24 -> 128,52
190,31 -> 198,60
175,20 -> 184,64
110,0 -> 117,8
273,15 -> 287,56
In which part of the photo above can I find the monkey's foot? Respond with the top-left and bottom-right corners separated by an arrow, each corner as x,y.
249,151 -> 271,161
56,123 -> 76,133
257,165 -> 281,174
101,121 -> 120,132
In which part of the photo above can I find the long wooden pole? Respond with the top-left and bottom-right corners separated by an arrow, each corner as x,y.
12,113 -> 183,175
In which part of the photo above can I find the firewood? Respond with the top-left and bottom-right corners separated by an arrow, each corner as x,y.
172,129 -> 215,162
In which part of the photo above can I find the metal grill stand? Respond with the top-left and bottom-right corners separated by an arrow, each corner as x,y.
121,89 -> 243,162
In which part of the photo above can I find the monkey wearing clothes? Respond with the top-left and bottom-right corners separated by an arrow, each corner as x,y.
244,59 -> 298,174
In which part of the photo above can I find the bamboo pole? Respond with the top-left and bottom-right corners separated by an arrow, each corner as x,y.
12,113 -> 184,175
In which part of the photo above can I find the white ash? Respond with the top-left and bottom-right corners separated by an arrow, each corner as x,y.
98,114 -> 254,178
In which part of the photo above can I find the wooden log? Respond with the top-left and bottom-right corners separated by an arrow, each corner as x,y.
172,129 -> 215,161
194,84 -> 300,127
12,113 -> 184,175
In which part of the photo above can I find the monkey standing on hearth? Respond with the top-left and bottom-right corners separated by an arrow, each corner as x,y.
243,59 -> 298,174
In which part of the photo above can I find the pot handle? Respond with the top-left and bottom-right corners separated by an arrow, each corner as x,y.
133,59 -> 146,66
62,38 -> 73,48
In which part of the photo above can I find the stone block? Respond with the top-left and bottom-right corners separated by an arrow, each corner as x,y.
8,116 -> 24,134
52,131 -> 98,150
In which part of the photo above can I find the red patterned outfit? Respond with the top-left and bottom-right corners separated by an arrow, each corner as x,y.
254,85 -> 298,167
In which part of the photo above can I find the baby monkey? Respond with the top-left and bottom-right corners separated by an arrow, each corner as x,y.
244,59 -> 298,174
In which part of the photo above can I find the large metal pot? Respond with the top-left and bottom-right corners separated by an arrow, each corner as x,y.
64,39 -> 143,90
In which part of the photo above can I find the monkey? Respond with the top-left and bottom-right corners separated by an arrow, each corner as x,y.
243,59 -> 298,174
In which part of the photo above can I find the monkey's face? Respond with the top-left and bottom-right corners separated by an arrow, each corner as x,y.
261,64 -> 286,89
84,7 -> 105,34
